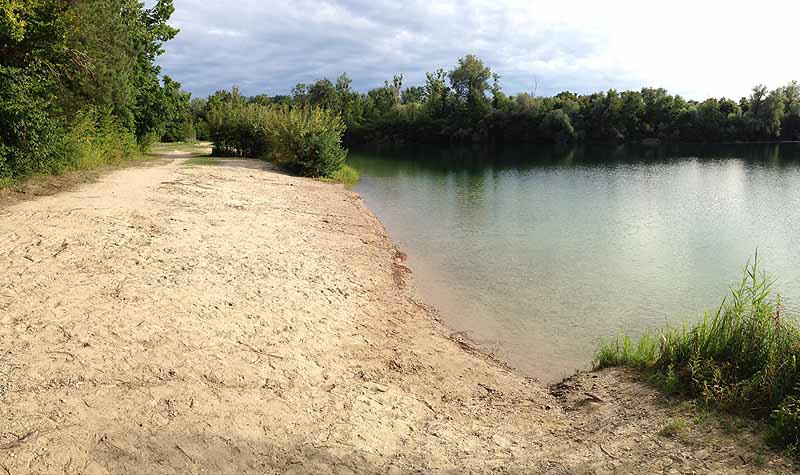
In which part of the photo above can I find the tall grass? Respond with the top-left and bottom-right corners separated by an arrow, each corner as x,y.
596,256 -> 800,451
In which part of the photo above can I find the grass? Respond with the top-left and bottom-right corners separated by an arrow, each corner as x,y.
148,141 -> 213,157
659,417 -> 688,437
321,164 -> 360,185
183,156 -> 221,166
595,254 -> 800,453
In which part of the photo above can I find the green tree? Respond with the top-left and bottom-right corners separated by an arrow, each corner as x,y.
401,86 -> 425,104
0,0 -> 181,180
745,85 -> 784,139
424,68 -> 450,118
448,54 -> 491,119
307,78 -> 338,110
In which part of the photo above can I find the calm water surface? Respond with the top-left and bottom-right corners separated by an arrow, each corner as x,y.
349,143 -> 800,382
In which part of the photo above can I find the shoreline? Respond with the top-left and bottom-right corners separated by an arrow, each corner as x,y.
0,157 -> 793,473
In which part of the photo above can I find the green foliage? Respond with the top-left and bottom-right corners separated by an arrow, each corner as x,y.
448,54 -> 492,121
0,65 -> 65,179
61,107 -> 139,171
768,397 -> 800,452
207,90 -> 277,158
159,76 -> 193,142
0,0 -> 184,183
206,92 -> 348,178
272,107 -> 347,177
321,164 -> 360,185
595,332 -> 660,370
212,54 -> 797,147
595,256 -> 800,452
539,109 -> 577,144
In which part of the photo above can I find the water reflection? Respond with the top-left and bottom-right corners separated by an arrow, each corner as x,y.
350,143 -> 800,382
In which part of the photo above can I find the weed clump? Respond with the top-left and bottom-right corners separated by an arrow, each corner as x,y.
596,256 -> 800,453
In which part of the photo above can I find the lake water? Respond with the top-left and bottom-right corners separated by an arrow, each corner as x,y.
349,143 -> 800,382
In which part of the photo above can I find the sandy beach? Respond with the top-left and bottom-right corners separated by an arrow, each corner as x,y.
0,155 -> 794,474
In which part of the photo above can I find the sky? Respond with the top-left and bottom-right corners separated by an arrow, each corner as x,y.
153,0 -> 800,101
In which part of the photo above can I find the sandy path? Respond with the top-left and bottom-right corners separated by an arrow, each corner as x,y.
0,157 -> 794,474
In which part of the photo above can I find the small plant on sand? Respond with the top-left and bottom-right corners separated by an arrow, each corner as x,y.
596,255 -> 800,453
659,418 -> 688,437
321,164 -> 360,184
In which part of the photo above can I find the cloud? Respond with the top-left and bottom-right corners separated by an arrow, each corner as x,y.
154,0 -> 800,100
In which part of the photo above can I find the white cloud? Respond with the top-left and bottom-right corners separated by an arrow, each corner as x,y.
155,0 -> 800,100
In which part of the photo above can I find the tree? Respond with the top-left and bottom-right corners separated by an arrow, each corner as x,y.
291,83 -> 308,107
448,54 -> 491,118
401,86 -> 425,104
387,74 -> 403,107
780,81 -> 800,140
307,78 -> 337,110
0,0 -> 181,179
335,73 -> 364,129
745,85 -> 784,139
539,109 -> 576,144
490,73 -> 511,110
160,76 -> 191,142
424,69 -> 450,118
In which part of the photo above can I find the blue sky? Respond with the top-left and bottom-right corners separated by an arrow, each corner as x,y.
154,0 -> 800,100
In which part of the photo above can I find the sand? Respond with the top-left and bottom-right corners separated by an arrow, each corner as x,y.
0,156 -> 795,474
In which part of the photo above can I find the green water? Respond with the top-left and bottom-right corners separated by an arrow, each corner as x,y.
349,143 -> 800,382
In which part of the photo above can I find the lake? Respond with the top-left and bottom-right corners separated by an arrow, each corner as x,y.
349,143 -> 800,382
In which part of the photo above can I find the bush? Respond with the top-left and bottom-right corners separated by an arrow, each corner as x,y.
595,256 -> 800,452
272,107 -> 347,177
769,397 -> 800,451
207,96 -> 349,178
208,101 -> 277,158
62,107 -> 139,171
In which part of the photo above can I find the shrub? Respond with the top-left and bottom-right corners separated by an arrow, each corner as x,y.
272,107 -> 347,177
62,107 -> 139,171
206,96 -> 349,178
322,164 -> 360,184
208,101 -> 277,158
769,396 -> 800,451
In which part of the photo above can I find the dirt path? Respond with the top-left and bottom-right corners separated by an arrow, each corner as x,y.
0,157 -> 794,474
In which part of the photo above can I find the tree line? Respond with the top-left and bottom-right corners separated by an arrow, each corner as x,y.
188,54 -> 800,147
0,0 -> 188,183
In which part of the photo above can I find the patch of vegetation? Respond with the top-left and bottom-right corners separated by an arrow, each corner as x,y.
149,141 -> 212,157
183,156 -> 220,166
321,164 -> 360,185
206,92 -> 350,179
596,255 -> 800,454
0,0 -> 186,186
659,418 -> 688,437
